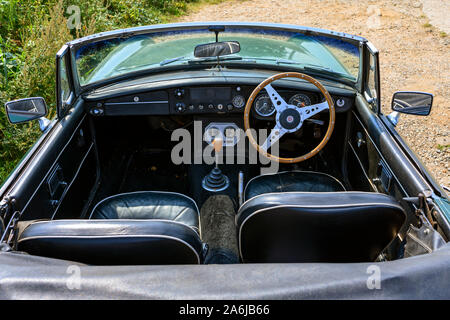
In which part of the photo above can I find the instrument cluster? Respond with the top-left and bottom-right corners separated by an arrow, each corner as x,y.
169,86 -> 353,116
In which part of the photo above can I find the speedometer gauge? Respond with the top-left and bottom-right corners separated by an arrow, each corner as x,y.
254,94 -> 275,116
289,94 -> 311,107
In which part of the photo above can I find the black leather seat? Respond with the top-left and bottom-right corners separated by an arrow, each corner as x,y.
17,191 -> 202,265
90,191 -> 199,233
244,171 -> 345,201
237,192 -> 406,263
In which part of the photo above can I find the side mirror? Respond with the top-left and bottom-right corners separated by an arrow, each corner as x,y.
5,97 -> 48,124
391,91 -> 433,116
194,41 -> 240,58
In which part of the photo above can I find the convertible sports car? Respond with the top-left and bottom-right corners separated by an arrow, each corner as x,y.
1,22 -> 449,299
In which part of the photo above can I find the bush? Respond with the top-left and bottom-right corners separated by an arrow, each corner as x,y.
0,0 -> 203,185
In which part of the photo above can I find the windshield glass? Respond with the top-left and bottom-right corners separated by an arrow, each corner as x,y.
75,27 -> 360,86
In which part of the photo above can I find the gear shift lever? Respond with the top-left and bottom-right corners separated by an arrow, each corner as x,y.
202,137 -> 230,192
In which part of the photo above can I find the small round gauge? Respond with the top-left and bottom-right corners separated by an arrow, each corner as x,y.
289,93 -> 312,107
232,95 -> 245,109
254,94 -> 276,116
205,126 -> 221,140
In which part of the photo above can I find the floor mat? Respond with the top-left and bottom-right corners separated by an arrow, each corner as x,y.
200,195 -> 239,264
118,149 -> 188,194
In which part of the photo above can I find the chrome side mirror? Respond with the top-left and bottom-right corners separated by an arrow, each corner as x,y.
5,97 -> 48,124
391,91 -> 433,116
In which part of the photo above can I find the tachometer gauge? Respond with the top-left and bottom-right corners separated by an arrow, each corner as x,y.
289,93 -> 312,107
254,94 -> 276,116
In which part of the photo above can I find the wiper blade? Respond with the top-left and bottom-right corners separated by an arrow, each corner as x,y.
116,56 -> 187,71
159,56 -> 185,66
275,58 -> 301,65
187,55 -> 243,64
236,58 -> 355,80
302,65 -> 355,80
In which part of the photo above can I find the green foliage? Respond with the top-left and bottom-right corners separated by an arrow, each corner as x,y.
0,0 -> 205,185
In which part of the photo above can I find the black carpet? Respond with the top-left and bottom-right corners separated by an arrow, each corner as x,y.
200,195 -> 239,264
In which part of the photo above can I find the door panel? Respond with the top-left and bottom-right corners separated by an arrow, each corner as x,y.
347,94 -> 431,199
2,100 -> 98,221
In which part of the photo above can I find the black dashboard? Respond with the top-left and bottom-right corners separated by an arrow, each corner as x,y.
86,85 -> 354,117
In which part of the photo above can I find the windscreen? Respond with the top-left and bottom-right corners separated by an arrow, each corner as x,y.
75,27 -> 360,86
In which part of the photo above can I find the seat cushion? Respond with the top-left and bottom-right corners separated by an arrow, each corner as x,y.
17,219 -> 203,265
90,191 -> 199,233
244,171 -> 345,201
237,192 -> 406,263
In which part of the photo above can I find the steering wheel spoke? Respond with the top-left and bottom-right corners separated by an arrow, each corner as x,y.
299,101 -> 329,120
264,83 -> 288,112
261,124 -> 286,152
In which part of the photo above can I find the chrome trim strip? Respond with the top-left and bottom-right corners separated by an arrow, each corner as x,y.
51,143 -> 94,219
104,101 -> 169,105
12,114 -> 87,215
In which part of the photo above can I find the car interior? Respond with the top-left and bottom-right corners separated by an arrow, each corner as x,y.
4,63 -> 437,267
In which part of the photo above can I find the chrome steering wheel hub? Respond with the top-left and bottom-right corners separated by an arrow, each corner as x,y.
278,107 -> 302,131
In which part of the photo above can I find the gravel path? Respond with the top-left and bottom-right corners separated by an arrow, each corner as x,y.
179,0 -> 449,187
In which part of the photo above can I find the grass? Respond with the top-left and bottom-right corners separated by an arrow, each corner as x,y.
422,22 -> 432,28
436,144 -> 449,151
440,31 -> 447,37
0,0 -> 224,185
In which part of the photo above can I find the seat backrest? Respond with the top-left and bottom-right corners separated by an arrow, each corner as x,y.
17,220 -> 202,265
237,192 -> 406,263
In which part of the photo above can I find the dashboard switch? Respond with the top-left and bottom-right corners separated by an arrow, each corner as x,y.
175,103 -> 186,113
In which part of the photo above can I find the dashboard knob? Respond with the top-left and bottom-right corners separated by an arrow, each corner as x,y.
336,98 -> 345,108
176,103 -> 186,113
174,89 -> 185,98
217,104 -> 224,110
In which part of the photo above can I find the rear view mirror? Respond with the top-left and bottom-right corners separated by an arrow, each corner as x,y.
5,97 -> 48,124
391,91 -> 433,116
194,41 -> 240,58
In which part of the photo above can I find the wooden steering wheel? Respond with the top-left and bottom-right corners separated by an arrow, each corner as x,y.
244,72 -> 335,163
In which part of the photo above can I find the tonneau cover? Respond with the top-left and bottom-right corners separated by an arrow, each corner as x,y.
0,243 -> 449,299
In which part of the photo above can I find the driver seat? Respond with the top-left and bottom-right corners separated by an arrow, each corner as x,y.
237,191 -> 406,263
244,171 -> 345,201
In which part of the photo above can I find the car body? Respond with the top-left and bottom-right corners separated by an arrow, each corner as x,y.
0,22 -> 449,299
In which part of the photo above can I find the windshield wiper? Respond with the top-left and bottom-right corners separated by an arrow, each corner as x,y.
220,57 -> 355,81
271,59 -> 355,80
302,65 -> 355,80
116,56 -> 187,72
159,56 -> 186,66
187,55 -> 244,64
